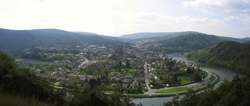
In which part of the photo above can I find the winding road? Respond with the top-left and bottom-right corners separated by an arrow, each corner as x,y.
78,57 -> 96,69
78,57 -> 89,68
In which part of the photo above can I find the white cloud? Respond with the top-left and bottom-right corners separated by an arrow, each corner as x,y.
111,13 -> 224,35
182,0 -> 250,14
181,0 -> 250,37
0,0 -> 249,37
182,0 -> 225,7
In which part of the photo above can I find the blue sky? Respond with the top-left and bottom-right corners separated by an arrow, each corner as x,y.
0,0 -> 249,37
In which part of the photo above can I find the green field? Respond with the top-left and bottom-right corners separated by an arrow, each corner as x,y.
156,86 -> 190,94
178,76 -> 193,85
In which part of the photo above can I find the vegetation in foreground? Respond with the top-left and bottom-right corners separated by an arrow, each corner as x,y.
0,93 -> 51,106
165,76 -> 250,106
0,53 -> 135,106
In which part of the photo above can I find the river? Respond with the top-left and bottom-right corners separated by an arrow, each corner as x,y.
131,54 -> 239,106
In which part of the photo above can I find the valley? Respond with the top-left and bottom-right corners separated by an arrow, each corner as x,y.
0,28 -> 249,106
1,0 -> 250,105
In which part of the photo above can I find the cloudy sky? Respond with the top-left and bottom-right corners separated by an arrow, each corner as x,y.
0,0 -> 249,37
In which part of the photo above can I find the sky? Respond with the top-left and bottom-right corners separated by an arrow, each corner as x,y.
0,0 -> 249,37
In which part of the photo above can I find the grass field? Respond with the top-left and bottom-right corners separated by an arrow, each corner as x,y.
122,86 -> 191,98
155,86 -> 190,94
178,76 -> 193,85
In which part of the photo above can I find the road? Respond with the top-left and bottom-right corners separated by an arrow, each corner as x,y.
144,62 -> 152,96
78,56 -> 97,69
78,57 -> 89,68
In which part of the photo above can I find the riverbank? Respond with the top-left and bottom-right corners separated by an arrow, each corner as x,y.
131,54 -> 237,106
124,70 -> 219,98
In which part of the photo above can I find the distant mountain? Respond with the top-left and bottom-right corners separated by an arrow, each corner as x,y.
0,28 -> 122,53
187,41 -> 250,73
242,37 -> 250,42
121,32 -> 176,40
131,31 -> 240,53
0,28 -> 246,54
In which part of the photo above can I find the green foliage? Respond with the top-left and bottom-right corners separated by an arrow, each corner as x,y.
150,58 -> 202,88
178,76 -> 192,85
167,41 -> 250,106
156,86 -> 190,94
0,53 -> 135,106
187,41 -> 250,74
165,76 -> 250,106
0,53 -> 59,103
71,89 -> 135,106
137,31 -> 238,53
0,93 -> 52,106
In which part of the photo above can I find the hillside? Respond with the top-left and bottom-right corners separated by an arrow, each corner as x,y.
133,31 -> 239,53
244,37 -> 250,42
121,32 -> 176,40
0,93 -> 52,106
0,28 -> 122,53
0,53 -> 135,106
187,41 -> 250,74
1,29 -> 245,54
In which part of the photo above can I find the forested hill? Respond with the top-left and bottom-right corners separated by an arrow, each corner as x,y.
187,41 -> 250,74
1,28 -> 248,55
131,31 -> 240,53
120,32 -> 177,40
166,41 -> 250,106
0,28 -> 122,53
